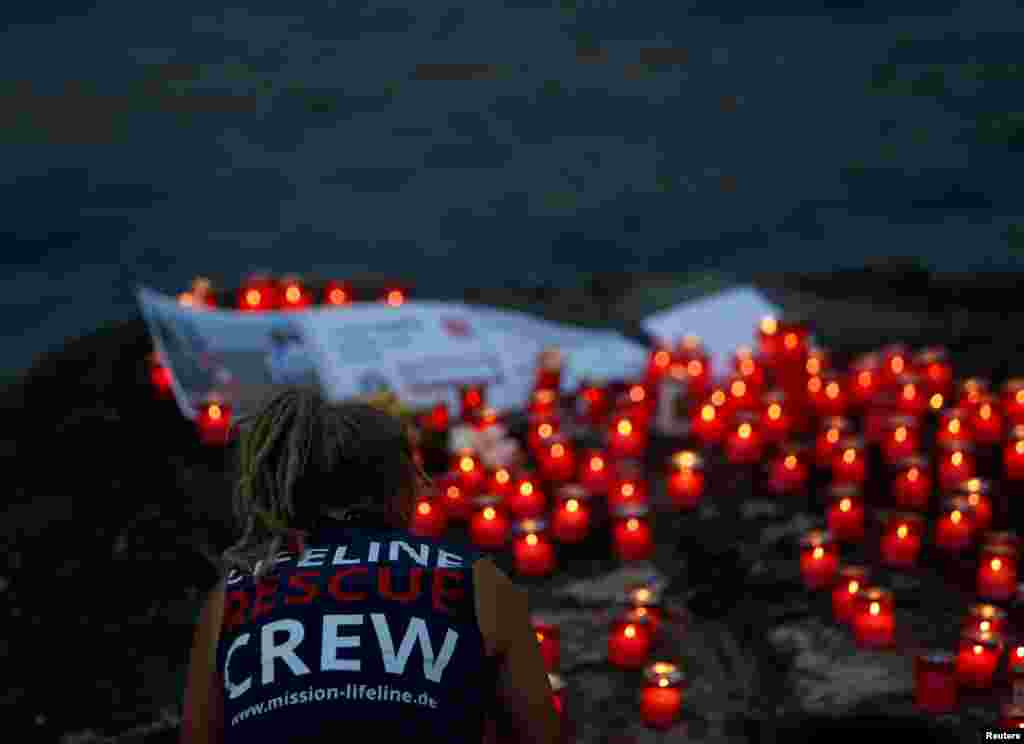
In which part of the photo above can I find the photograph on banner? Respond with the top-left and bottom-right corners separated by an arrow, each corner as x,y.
137,287 -> 320,419
640,286 -> 784,380
298,301 -> 506,410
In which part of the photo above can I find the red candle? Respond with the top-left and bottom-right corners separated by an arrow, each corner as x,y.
831,437 -> 867,485
612,505 -> 654,562
666,451 -> 704,509
956,478 -> 993,532
809,370 -> 848,418
475,407 -> 500,431
852,587 -> 895,649
757,315 -> 781,362
578,448 -> 612,494
969,395 -> 1004,445
1006,426 -> 1024,480
640,662 -> 685,729
459,384 -> 485,422
815,417 -> 852,467
938,441 -> 976,491
734,346 -> 766,390
196,400 -> 232,446
691,398 -> 727,446
760,390 -> 793,444
576,380 -> 610,425
935,497 -> 975,553
452,448 -> 486,495
777,321 -> 810,367
409,496 -> 447,538
468,496 -> 510,549
726,376 -> 758,414
486,467 -> 517,501
832,565 -> 870,623
148,351 -> 173,399
914,651 -> 957,714
279,275 -> 313,310
625,383 -> 654,424
608,459 -> 649,510
805,346 -> 830,377
677,335 -> 711,398
978,544 -> 1018,601
536,347 -> 562,392
436,475 -> 472,521
725,413 -> 764,465
625,584 -> 664,638
892,456 -> 932,511
539,435 -> 576,483
530,387 -> 559,418
956,631 -> 1002,689
512,518 -> 556,577
420,401 -> 450,433
552,485 -> 592,544
646,348 -> 673,382
849,353 -> 882,407
915,347 -> 953,399
895,374 -> 928,418
531,617 -> 560,672
881,415 -> 921,465
506,472 -> 546,518
827,486 -> 866,543
608,611 -> 653,669
800,530 -> 839,590
880,344 -> 910,389
880,512 -> 924,569
1003,704 -> 1024,731
322,279 -> 351,306
958,377 -> 989,411
768,446 -> 810,496
936,408 -> 969,447
963,603 -> 1008,638
1008,643 -> 1024,685
237,275 -> 279,311
1004,378 -> 1024,425
608,414 -> 646,459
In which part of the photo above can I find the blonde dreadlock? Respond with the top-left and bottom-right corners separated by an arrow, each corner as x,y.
220,387 -> 427,581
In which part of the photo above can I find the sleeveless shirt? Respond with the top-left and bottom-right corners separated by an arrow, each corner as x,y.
215,523 -> 496,743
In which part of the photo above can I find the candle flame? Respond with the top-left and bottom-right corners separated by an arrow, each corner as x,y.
907,468 -> 919,482
930,393 -> 944,410
731,380 -> 747,398
951,452 -> 964,467
526,534 -> 539,546
536,632 -> 544,643
869,602 -> 880,616
711,390 -> 727,406
949,419 -> 961,435
179,291 -> 195,306
328,287 -> 348,305
621,483 -> 636,498
784,455 -> 798,470
897,525 -> 909,539
446,485 -> 461,501
967,478 -> 982,492
807,358 -> 821,375
842,448 -> 856,464
565,499 -> 580,513
738,423 -> 752,439
1017,646 -> 1024,659
635,607 -> 647,617
245,288 -> 262,307
761,316 -> 777,335
768,403 -> 782,420
460,456 -> 475,472
784,332 -> 798,350
826,428 -> 840,444
950,510 -> 962,524
551,443 -> 565,458
654,350 -> 670,368
676,451 -> 697,468
617,419 -> 633,436
980,621 -> 991,632
1017,441 -> 1024,455
981,404 -> 992,420
520,481 -> 534,496
417,502 -> 431,516
701,405 -> 716,422
740,359 -> 755,376
538,423 -> 553,439
285,285 -> 302,303
386,289 -> 405,306
483,507 -> 496,521
848,580 -> 860,594
992,558 -> 1003,571
496,469 -> 510,484
807,376 -> 822,394
902,383 -> 916,400
857,371 -> 872,388
812,546 -> 824,560
839,498 -> 852,513
624,625 -> 637,639
894,426 -> 907,443
626,518 -> 640,531
1018,390 -> 1024,405
635,588 -> 652,603
590,456 -> 605,472
968,493 -> 980,506
891,356 -> 905,374
207,404 -> 222,421
973,644 -> 984,655
629,385 -> 646,403
826,381 -> 840,399
658,678 -> 669,688
653,662 -> 675,674
687,360 -> 704,377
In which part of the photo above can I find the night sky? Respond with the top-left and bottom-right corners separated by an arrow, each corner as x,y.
4,1 -> 1024,374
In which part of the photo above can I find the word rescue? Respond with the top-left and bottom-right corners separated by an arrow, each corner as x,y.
222,540 -> 470,701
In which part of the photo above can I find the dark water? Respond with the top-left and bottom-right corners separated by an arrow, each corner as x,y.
3,1 -> 1024,374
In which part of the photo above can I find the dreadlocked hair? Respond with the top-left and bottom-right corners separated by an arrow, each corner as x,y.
219,387 -> 426,581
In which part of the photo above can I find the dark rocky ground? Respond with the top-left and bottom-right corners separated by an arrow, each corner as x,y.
4,267 -> 1024,743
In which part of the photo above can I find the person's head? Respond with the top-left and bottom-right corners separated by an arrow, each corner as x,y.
220,387 -> 426,579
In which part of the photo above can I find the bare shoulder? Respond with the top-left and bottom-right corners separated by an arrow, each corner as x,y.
473,558 -> 525,657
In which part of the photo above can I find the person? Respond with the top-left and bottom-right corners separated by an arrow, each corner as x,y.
180,388 -> 559,744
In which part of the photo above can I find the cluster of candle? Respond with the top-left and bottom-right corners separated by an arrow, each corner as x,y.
172,274 -> 409,312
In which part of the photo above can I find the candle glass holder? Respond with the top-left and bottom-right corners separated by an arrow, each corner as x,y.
552,484 -> 592,544
578,448 -> 612,494
831,437 -> 867,485
1004,379 -> 1024,425
512,518 -> 556,577
935,496 -> 976,553
882,415 -> 921,465
958,377 -> 989,411
507,472 -> 546,518
611,504 -> 654,562
915,347 -> 953,398
914,651 -> 957,714
832,565 -> 870,623
895,373 -> 928,417
548,672 -> 567,720
468,495 -> 510,550
608,414 -> 646,460
1007,425 -> 1024,480
970,395 -> 1004,445
892,455 -> 932,511
623,583 -> 664,638
768,444 -> 810,496
452,448 -> 486,495
800,530 -> 840,590
691,398 -> 727,446
852,587 -> 896,649
880,511 -> 924,569
539,434 -> 576,484
815,416 -> 852,467
978,544 -> 1018,602
608,458 -> 649,510
760,389 -> 793,443
963,603 -> 1008,638
608,611 -> 653,669
725,411 -> 764,465
531,617 -> 560,672
666,451 -> 705,509
827,485 -> 866,543
955,478 -> 993,532
849,353 -> 882,407
197,400 -> 232,446
956,630 -> 1002,689
409,496 -> 447,538
576,379 -> 610,425
936,408 -> 969,447
640,661 -> 685,729
536,348 -> 562,392
459,384 -> 486,422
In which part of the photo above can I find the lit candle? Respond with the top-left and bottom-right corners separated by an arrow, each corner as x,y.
849,353 -> 882,407
475,407 -> 500,431
507,472 -> 546,518
382,287 -> 407,306
1006,425 -> 1024,480
815,417 -> 852,467
279,275 -> 313,310
512,518 -> 556,577
963,603 -> 1008,638
831,437 -> 867,485
459,384 -> 485,422
322,279 -> 351,306
530,387 -> 559,419
611,505 -> 654,562
935,497 -> 975,553
237,275 -> 278,311
539,434 -> 576,483
892,456 -> 932,511
805,347 -> 830,378
760,390 -> 793,444
531,617 -> 560,672
1005,378 -> 1024,425
420,401 -> 450,433
915,347 -> 953,399
527,414 -> 560,453
879,512 -> 924,569
578,448 -> 612,494
938,441 -> 976,492
677,335 -> 711,398
624,383 -> 654,427
726,375 -> 757,415
666,451 -> 704,509
646,348 -> 673,382
881,415 -> 921,465
575,379 -> 610,425
768,446 -> 810,496
1002,704 -> 1024,731
936,408 -> 969,447
914,651 -> 957,715
809,370 -> 848,418
956,631 -> 1002,689
852,587 -> 895,649
625,584 -> 664,638
691,397 -> 727,447
436,474 -> 472,521
608,610 -> 653,669
969,395 -> 1004,445
608,459 -> 649,510
800,530 -> 840,590
725,412 -> 764,465
895,374 -> 928,418
958,377 -> 989,412
536,347 -> 562,392
827,486 -> 866,543
1008,643 -> 1024,685
196,400 -> 232,446
468,496 -> 510,549
148,351 -> 173,399
956,478 -> 993,532
978,544 -> 1018,601
777,321 -> 810,367
734,346 -> 766,391
486,466 -> 517,501
757,315 -> 781,362
832,565 -> 870,623
409,495 -> 447,538
608,414 -> 646,460
452,448 -> 486,495
880,344 -> 910,389
552,485 -> 592,544
640,661 -> 685,729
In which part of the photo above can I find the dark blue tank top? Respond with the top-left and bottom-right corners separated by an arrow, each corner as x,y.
215,525 -> 496,743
